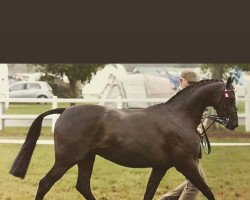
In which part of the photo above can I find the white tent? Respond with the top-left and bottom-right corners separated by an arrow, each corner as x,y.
82,64 -> 176,108
102,74 -> 175,108
81,64 -> 127,99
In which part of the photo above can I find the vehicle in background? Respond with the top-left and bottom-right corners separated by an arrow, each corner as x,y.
9,81 -> 53,98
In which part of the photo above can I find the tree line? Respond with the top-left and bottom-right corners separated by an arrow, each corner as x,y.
34,64 -> 250,98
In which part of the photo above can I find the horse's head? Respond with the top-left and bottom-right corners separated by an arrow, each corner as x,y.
213,77 -> 238,130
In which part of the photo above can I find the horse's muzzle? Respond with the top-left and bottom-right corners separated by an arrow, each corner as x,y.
226,122 -> 238,130
225,112 -> 238,130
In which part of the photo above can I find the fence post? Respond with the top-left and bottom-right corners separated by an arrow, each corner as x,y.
0,102 -> 4,130
51,96 -> 58,132
245,97 -> 250,132
116,96 -> 122,109
245,85 -> 250,132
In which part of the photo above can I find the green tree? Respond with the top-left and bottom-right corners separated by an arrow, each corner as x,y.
201,64 -> 250,81
37,64 -> 105,98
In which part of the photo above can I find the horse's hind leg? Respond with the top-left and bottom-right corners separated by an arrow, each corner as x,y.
143,168 -> 167,200
176,160 -> 215,200
35,161 -> 73,200
76,155 -> 96,200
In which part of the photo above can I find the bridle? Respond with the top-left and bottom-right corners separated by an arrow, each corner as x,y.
200,86 -> 237,155
221,87 -> 237,126
211,86 -> 237,125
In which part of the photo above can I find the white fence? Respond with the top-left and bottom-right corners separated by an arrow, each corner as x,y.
1,139 -> 250,146
0,96 -> 250,132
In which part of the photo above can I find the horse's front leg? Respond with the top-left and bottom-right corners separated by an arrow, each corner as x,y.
175,160 -> 215,200
143,168 -> 166,200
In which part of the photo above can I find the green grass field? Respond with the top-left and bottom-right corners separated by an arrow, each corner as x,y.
236,101 -> 245,113
5,103 -> 74,115
0,144 -> 250,200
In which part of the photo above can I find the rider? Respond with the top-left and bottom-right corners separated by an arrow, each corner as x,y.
159,70 -> 207,200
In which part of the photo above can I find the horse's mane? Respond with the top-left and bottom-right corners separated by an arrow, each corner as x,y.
165,79 -> 223,104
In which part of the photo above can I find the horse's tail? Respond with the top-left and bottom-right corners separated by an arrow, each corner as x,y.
9,108 -> 66,179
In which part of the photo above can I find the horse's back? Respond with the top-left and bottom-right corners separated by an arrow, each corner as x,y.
55,104 -> 106,129
53,105 -> 107,157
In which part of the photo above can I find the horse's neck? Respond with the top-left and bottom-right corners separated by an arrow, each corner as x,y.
172,83 -> 221,126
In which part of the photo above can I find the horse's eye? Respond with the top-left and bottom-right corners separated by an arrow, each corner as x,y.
230,98 -> 235,102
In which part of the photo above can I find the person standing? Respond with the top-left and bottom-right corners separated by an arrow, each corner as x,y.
159,70 -> 207,200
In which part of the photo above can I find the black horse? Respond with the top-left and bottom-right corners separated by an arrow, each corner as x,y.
10,78 -> 238,200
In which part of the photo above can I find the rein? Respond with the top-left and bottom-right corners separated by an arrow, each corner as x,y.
199,113 -> 236,155
199,118 -> 214,155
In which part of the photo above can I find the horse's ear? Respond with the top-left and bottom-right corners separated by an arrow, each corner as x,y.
231,77 -> 235,83
226,77 -> 233,88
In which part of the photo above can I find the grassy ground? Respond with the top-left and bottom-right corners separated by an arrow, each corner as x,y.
237,101 -> 245,113
5,103 -> 78,115
0,144 -> 249,200
0,127 -> 53,139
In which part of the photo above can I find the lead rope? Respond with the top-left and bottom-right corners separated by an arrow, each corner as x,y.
199,117 -> 216,155
199,113 -> 231,155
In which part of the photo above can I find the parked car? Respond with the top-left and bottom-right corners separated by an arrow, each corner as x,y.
9,81 -> 53,98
